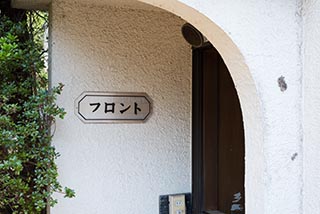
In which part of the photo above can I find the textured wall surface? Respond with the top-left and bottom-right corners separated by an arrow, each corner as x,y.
49,0 -> 304,214
50,2 -> 192,213
140,1 -> 303,214
303,1 -> 320,213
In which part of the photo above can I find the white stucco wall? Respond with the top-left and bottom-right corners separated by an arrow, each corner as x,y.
140,1 -> 303,214
50,2 -> 192,213
303,1 -> 320,213
48,0 -> 304,214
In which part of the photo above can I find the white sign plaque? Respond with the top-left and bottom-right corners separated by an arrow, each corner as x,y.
75,92 -> 151,123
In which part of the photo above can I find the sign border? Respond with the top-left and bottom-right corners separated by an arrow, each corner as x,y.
74,91 -> 152,124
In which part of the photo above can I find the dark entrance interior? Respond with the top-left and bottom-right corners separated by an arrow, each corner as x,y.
192,45 -> 245,214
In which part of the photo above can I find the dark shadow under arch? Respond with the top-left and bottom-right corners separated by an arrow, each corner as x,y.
192,45 -> 245,214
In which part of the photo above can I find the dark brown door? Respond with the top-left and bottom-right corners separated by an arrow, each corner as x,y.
192,45 -> 245,214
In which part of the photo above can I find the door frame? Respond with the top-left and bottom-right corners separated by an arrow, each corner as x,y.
192,44 -> 245,214
192,44 -> 213,214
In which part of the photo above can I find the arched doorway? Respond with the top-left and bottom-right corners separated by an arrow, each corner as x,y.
137,1 -> 264,214
33,0 -> 265,213
192,44 -> 245,214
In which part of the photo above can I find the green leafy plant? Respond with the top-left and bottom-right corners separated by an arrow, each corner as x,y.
0,11 -> 74,214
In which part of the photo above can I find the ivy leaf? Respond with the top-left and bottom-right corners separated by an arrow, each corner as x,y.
0,12 -> 74,213
64,187 -> 76,198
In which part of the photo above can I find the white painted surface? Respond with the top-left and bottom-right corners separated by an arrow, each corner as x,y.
136,1 -> 303,213
48,0 -> 303,214
303,1 -> 320,213
50,2 -> 191,213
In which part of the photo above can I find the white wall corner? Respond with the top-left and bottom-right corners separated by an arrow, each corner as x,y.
11,0 -> 51,10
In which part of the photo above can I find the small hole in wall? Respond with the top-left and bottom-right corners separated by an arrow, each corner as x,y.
278,76 -> 287,92
291,152 -> 298,161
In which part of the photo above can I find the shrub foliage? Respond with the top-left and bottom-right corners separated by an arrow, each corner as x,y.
0,7 -> 74,214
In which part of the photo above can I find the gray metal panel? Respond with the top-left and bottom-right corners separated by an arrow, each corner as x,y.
159,193 -> 192,214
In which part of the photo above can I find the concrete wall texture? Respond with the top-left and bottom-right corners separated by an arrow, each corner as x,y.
50,1 -> 192,213
37,0 -> 317,213
303,0 -> 320,213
